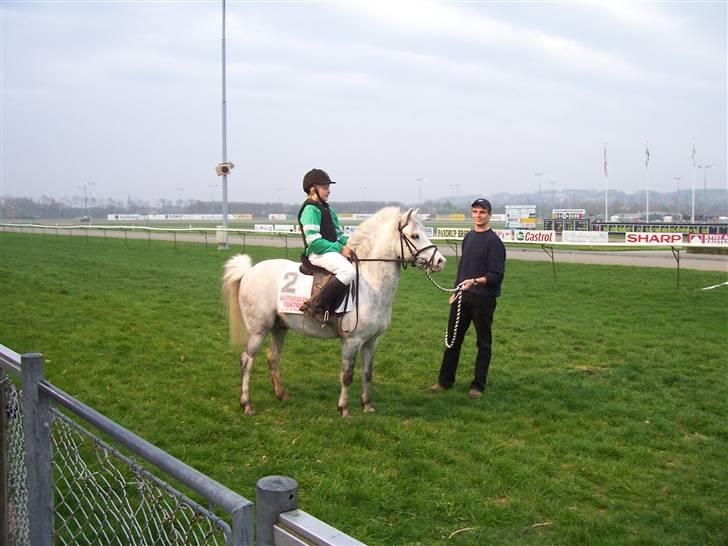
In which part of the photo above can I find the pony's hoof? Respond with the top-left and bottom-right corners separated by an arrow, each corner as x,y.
244,405 -> 256,416
277,390 -> 290,401
338,406 -> 351,418
363,404 -> 376,413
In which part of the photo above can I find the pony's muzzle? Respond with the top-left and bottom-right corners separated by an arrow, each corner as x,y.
426,253 -> 446,272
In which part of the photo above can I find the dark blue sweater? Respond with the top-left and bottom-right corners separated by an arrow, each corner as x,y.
455,229 -> 506,297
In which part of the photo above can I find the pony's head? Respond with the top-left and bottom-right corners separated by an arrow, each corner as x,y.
349,207 -> 445,272
397,208 -> 446,272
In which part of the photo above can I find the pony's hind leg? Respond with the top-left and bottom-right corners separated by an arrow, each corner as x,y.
360,336 -> 380,413
337,339 -> 360,418
266,324 -> 289,401
240,333 -> 266,415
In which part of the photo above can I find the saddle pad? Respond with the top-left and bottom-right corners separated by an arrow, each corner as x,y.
277,263 -> 355,315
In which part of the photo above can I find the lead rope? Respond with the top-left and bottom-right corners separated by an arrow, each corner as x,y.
425,270 -> 463,349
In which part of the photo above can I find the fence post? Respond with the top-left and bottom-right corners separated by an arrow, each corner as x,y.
21,353 -> 53,546
0,370 -> 9,545
255,475 -> 298,546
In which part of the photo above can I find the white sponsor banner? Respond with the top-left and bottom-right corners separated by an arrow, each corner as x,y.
269,213 -> 287,220
491,214 -> 507,222
562,231 -> 609,243
514,230 -> 556,243
107,213 -> 235,221
552,208 -> 586,219
495,229 -> 513,241
625,232 -> 683,245
254,224 -> 274,232
688,233 -> 728,245
274,224 -> 297,233
437,227 -> 470,238
108,214 -> 144,220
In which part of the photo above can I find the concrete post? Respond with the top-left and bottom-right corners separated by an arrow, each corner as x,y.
22,353 -> 53,546
255,475 -> 298,546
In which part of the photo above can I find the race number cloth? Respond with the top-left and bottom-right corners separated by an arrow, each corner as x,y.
277,262 -> 355,315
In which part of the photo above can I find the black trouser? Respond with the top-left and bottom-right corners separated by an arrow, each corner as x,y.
438,291 -> 497,391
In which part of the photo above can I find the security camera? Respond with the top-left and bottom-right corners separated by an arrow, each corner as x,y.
215,162 -> 235,176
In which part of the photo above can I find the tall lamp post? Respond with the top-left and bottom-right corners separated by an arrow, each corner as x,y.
218,0 -> 230,249
534,171 -> 545,219
416,177 -> 424,205
672,177 -> 681,219
78,182 -> 95,217
697,164 -> 713,222
176,187 -> 184,212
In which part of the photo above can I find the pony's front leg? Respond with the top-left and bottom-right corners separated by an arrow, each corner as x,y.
266,325 -> 289,402
360,336 -> 379,413
337,339 -> 359,418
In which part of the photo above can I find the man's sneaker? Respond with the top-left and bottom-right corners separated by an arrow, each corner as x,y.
426,383 -> 447,393
467,388 -> 482,399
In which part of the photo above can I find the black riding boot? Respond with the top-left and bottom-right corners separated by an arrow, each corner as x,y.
306,277 -> 347,322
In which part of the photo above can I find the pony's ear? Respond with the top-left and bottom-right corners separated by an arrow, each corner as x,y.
402,208 -> 414,225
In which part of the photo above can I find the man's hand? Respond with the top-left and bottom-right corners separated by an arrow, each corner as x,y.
458,278 -> 477,291
342,246 -> 354,260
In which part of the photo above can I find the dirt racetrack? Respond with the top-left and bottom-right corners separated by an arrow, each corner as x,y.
4,224 -> 726,273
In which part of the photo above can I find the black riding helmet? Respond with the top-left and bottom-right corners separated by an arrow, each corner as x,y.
303,168 -> 336,193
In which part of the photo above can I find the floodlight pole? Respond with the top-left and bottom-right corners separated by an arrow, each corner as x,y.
697,164 -> 713,222
534,171 -> 545,219
219,0 -> 229,249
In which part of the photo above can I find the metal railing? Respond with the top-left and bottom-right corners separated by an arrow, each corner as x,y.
0,346 -> 253,546
0,345 -> 365,546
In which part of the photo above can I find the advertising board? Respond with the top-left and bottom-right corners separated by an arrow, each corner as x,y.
624,233 -> 683,245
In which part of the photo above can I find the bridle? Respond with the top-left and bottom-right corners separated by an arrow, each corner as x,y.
353,218 -> 440,270
337,218 -> 441,334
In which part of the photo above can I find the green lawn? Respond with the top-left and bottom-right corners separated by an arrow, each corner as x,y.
1,232 -> 726,545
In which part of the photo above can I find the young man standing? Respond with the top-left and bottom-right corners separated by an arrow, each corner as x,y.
428,198 -> 506,398
297,168 -> 355,320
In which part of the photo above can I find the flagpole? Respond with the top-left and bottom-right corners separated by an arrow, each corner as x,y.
691,137 -> 696,223
645,141 -> 650,223
603,143 -> 608,221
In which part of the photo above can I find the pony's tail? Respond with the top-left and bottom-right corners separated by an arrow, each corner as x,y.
222,254 -> 253,349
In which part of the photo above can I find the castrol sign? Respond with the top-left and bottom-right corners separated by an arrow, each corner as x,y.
514,230 -> 556,243
625,232 -> 683,245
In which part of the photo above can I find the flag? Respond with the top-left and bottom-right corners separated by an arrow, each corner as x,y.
603,143 -> 608,177
645,143 -> 650,167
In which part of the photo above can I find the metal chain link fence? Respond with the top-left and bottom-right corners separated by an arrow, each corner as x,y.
2,377 -> 30,546
50,409 -> 231,545
2,376 -> 233,545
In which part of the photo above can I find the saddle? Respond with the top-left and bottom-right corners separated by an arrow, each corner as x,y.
299,253 -> 333,304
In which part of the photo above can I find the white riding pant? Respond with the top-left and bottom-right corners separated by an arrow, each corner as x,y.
308,251 -> 356,285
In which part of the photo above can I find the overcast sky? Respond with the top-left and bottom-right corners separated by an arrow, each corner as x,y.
1,1 -> 726,205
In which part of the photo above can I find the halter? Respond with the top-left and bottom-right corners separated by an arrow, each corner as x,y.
354,217 -> 439,270
338,217 -> 441,334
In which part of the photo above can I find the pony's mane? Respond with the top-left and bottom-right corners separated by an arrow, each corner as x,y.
347,207 -> 401,256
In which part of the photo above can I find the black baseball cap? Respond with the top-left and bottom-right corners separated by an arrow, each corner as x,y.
470,198 -> 492,211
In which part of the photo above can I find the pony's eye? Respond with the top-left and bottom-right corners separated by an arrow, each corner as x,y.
411,233 -> 419,240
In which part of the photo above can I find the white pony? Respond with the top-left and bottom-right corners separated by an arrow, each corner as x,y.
222,207 -> 446,416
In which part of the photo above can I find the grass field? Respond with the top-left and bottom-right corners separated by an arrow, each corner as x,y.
1,231 -> 726,545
